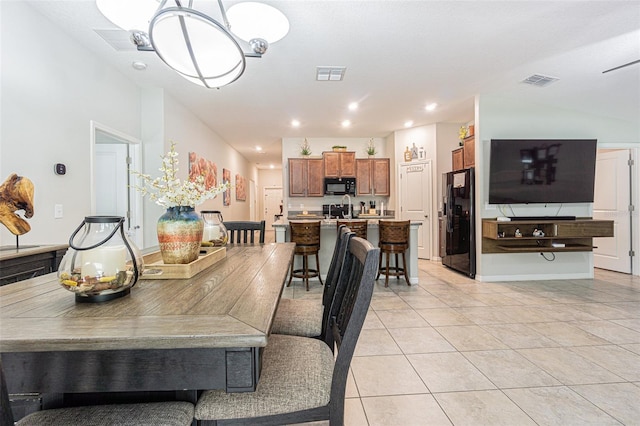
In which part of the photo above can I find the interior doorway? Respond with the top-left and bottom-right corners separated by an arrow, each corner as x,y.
90,121 -> 143,248
264,187 -> 283,230
399,161 -> 432,259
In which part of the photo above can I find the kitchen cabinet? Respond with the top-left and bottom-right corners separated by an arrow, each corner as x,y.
323,151 -> 356,178
481,218 -> 613,253
356,158 -> 390,196
288,158 -> 324,197
452,148 -> 463,171
463,135 -> 475,168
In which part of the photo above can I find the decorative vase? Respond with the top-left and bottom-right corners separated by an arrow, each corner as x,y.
157,206 -> 204,264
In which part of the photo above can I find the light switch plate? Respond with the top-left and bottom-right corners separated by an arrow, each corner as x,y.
54,204 -> 63,219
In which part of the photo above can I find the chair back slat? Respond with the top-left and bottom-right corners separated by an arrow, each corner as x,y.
223,220 -> 265,244
320,226 -> 354,337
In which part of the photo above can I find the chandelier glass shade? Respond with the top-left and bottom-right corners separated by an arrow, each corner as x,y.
95,0 -> 289,89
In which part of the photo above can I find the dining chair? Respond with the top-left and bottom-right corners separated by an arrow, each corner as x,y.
194,236 -> 380,425
0,361 -> 194,426
270,226 -> 353,338
223,220 -> 266,244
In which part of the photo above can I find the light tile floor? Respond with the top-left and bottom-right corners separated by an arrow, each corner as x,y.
283,258 -> 640,425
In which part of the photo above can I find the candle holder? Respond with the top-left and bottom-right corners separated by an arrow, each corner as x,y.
58,216 -> 143,303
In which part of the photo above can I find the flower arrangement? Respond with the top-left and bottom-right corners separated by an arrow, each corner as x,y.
132,141 -> 229,208
300,138 -> 312,156
366,138 -> 377,156
458,126 -> 468,141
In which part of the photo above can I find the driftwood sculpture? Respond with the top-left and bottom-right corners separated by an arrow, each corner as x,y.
0,173 -> 35,235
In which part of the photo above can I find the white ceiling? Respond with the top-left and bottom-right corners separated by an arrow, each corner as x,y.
25,1 -> 640,167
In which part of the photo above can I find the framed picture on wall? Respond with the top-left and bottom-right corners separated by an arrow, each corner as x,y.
188,152 -> 218,189
223,168 -> 231,206
236,174 -> 246,201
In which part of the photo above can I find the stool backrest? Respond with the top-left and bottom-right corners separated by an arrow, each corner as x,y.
290,221 -> 321,247
224,220 -> 266,244
336,220 -> 367,240
378,220 -> 410,244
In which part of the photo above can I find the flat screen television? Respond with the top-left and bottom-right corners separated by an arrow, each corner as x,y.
488,139 -> 597,204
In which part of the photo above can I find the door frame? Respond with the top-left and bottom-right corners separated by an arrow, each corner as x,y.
597,143 -> 639,276
90,120 -> 144,248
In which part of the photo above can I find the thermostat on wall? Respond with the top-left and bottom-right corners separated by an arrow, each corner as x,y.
54,163 -> 66,175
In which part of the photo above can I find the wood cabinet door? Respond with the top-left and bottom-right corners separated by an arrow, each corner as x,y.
356,159 -> 372,195
463,136 -> 475,168
452,148 -> 463,171
323,152 -> 340,177
307,158 -> 324,196
288,158 -> 307,196
372,158 -> 390,196
340,152 -> 356,177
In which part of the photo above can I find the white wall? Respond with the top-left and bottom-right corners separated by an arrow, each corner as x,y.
476,95 -> 640,281
0,1 -> 140,246
0,2 -> 256,249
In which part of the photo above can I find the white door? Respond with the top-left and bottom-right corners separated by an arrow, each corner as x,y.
594,149 -> 632,273
92,122 -> 143,248
264,187 -> 283,230
95,144 -> 127,217
399,161 -> 431,259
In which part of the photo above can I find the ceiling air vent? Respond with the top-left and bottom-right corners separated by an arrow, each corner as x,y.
316,66 -> 346,81
94,29 -> 137,51
521,74 -> 559,87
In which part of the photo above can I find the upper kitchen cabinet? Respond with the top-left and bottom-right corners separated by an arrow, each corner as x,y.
356,158 -> 390,196
323,151 -> 356,178
288,158 -> 324,197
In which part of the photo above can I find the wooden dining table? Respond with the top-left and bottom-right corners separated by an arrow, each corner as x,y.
0,242 -> 295,408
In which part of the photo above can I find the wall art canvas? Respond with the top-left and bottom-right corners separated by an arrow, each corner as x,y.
236,174 -> 246,201
223,168 -> 231,206
188,152 -> 217,190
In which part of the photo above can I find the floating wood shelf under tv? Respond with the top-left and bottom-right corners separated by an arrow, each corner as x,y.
482,218 -> 614,254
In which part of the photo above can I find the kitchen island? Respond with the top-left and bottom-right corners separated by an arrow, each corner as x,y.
274,218 -> 421,284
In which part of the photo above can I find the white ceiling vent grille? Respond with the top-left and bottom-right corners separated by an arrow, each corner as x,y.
94,29 -> 137,51
521,74 -> 559,87
316,66 -> 346,81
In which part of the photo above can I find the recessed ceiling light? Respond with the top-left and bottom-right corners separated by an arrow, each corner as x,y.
404,120 -> 414,128
291,119 -> 300,127
270,164 -> 274,169
132,61 -> 147,70
348,102 -> 358,111
256,146 -> 262,151
425,103 -> 437,111
341,120 -> 351,128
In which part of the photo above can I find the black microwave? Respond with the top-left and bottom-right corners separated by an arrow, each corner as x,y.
324,177 -> 356,196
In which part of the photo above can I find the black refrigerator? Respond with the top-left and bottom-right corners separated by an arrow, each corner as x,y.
442,168 -> 476,278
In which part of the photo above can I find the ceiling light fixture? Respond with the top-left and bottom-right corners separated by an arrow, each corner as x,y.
96,0 -> 289,89
425,103 -> 437,111
404,120 -> 413,128
348,102 -> 358,111
291,119 -> 300,127
341,120 -> 351,128
256,146 -> 262,151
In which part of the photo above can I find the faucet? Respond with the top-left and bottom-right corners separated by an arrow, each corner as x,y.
328,203 -> 337,219
340,194 -> 352,219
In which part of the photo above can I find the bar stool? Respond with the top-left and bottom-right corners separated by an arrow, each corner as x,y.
336,219 -> 368,240
376,220 -> 411,287
288,221 -> 323,291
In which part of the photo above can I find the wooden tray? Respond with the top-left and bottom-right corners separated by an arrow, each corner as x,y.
141,247 -> 226,279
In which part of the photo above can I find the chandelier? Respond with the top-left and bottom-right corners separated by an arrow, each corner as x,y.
96,0 -> 289,89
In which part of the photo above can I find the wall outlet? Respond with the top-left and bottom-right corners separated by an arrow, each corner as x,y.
54,204 -> 63,219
